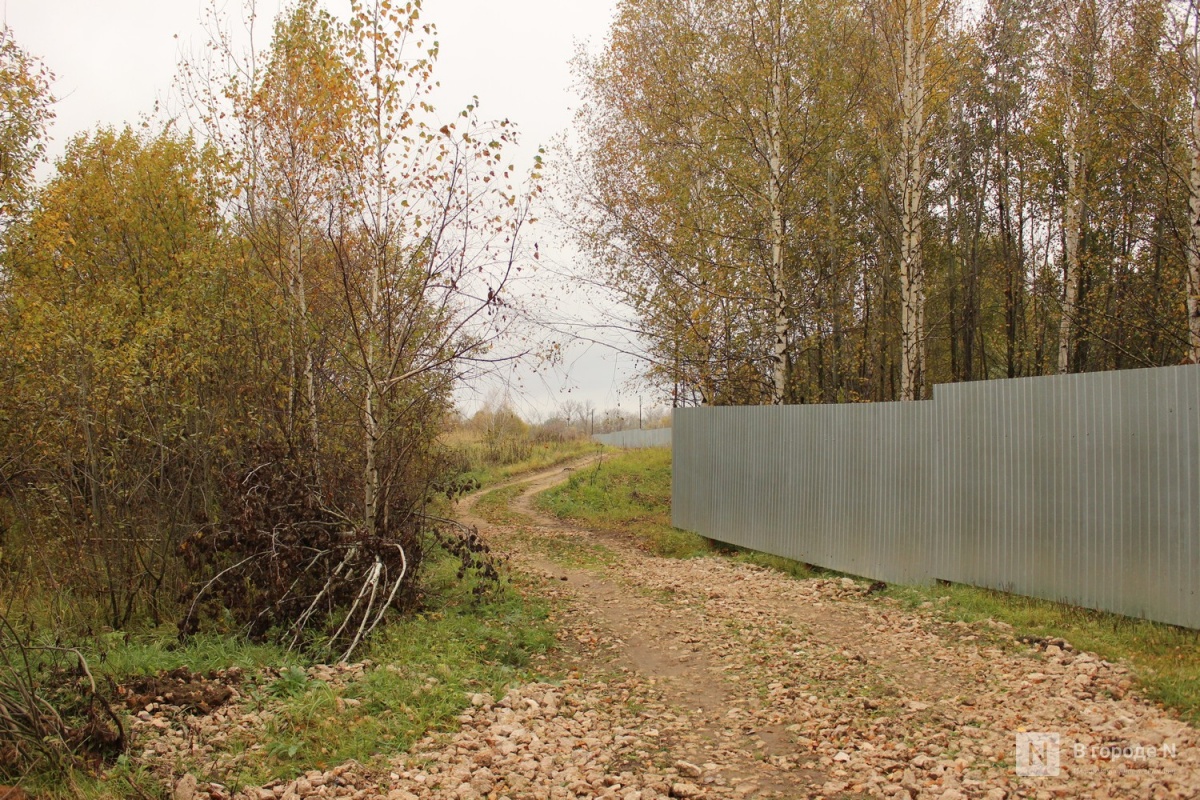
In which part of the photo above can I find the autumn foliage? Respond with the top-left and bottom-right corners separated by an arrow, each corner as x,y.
0,0 -> 536,662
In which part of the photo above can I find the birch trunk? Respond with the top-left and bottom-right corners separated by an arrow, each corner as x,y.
768,52 -> 789,405
899,0 -> 928,401
362,235 -> 381,534
1057,116 -> 1083,374
363,73 -> 388,535
1187,18 -> 1200,363
289,221 -> 321,457
298,247 -> 320,459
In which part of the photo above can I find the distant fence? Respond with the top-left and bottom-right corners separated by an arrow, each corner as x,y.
593,427 -> 672,449
672,364 -> 1200,629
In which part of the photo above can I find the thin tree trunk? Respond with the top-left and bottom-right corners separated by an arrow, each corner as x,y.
1187,44 -> 1200,363
768,21 -> 789,405
288,221 -> 320,457
1058,117 -> 1083,374
899,0 -> 928,401
362,140 -> 386,534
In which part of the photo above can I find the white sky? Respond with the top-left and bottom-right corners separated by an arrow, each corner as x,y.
1,0 -> 655,421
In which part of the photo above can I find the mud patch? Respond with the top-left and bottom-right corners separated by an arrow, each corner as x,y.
119,666 -> 241,714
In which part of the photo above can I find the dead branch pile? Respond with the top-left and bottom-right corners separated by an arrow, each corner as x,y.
0,616 -> 124,780
180,451 -> 422,660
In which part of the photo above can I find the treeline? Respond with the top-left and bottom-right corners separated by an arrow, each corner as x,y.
0,2 -> 535,652
568,0 -> 1200,405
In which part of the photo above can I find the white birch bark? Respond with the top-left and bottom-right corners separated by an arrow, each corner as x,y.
363,134 -> 386,537
1057,115 -> 1083,374
363,268 -> 380,534
1187,3 -> 1200,363
899,0 -> 929,401
295,231 -> 320,458
768,47 -> 789,405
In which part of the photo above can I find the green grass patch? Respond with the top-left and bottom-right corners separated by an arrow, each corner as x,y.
24,546 -> 558,797
89,632 -> 305,682
726,549 -> 828,579
212,551 -> 557,787
474,479 -> 615,567
533,448 -> 712,559
473,484 -> 534,526
462,438 -> 602,490
884,582 -> 1200,726
508,528 -> 618,570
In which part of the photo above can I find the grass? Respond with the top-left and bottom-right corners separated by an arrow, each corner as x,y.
247,551 -> 556,782
24,545 -> 559,798
230,554 -> 551,788
884,581 -> 1200,726
533,446 -> 1200,727
89,632 -> 306,680
508,527 -> 618,570
224,553 -> 556,786
473,484 -> 534,526
476,483 -> 616,568
456,437 -> 602,490
727,549 -> 829,579
533,448 -> 713,559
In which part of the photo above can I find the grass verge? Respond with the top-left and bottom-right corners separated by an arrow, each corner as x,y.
884,582 -> 1200,726
474,484 -> 534,526
32,546 -> 558,797
533,448 -> 712,559
216,552 -> 557,787
463,439 -> 602,490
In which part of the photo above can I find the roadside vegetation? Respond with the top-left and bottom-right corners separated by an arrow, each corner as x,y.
0,0 -> 588,788
0,382 -> 586,792
26,544 -> 557,799
5,403 -> 571,796
537,447 -> 1200,726
442,404 -> 601,491
883,583 -> 1200,726
534,448 -> 707,558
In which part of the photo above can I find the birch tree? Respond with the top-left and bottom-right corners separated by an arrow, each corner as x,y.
1047,0 -> 1114,372
873,0 -> 950,399
0,25 -> 53,235
568,0 -> 1193,405
334,0 -> 534,541
1174,0 -> 1200,361
569,0 -> 860,405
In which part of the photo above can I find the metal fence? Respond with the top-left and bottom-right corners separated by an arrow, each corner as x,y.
593,427 -> 672,449
672,364 -> 1200,629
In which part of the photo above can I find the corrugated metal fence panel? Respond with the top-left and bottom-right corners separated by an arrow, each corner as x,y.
592,428 -> 672,449
672,404 -> 933,585
673,364 -> 1200,628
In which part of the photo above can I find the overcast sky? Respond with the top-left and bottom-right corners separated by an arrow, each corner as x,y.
1,0 -> 652,421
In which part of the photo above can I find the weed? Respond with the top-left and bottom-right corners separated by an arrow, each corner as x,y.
270,666 -> 312,699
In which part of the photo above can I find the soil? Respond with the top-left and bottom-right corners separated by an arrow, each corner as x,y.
120,667 -> 241,715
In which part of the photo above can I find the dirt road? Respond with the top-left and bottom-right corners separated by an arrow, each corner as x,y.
428,459 -> 1200,799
